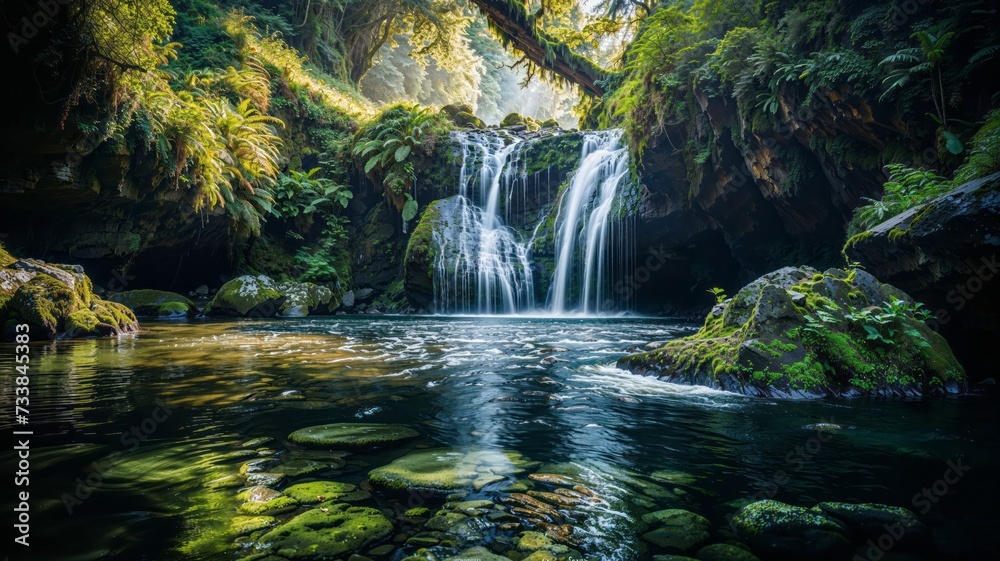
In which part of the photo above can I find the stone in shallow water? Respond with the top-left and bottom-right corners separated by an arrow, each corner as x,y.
257,503 -> 393,559
272,459 -> 331,477
368,449 -> 536,493
288,423 -> 419,448
232,515 -> 276,535
696,543 -> 760,561
732,500 -> 850,558
641,508 -> 712,554
283,481 -> 357,504
815,502 -> 928,543
246,472 -> 286,487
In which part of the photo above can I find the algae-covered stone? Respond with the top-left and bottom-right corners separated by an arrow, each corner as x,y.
257,503 -> 393,559
239,495 -> 299,516
500,112 -> 527,128
283,481 -> 357,504
232,516 -> 276,535
815,502 -> 928,543
288,423 -> 419,449
110,289 -> 198,317
641,509 -> 712,554
695,544 -> 760,561
732,500 -> 849,558
404,507 -> 431,518
369,449 -> 536,494
205,275 -> 285,317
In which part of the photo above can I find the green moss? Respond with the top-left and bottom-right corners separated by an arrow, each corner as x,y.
238,496 -> 299,516
283,481 -> 357,504
66,310 -> 100,334
404,507 -> 430,517
256,503 -> 393,559
287,423 -> 419,448
0,243 -> 15,267
231,516 -> 276,536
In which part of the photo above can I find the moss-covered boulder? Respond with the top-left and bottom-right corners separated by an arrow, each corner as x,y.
0,257 -> 139,340
540,118 -> 560,129
814,502 -> 928,544
695,544 -> 759,561
204,275 -> 285,317
500,112 -> 528,128
110,289 -> 198,317
641,509 -> 712,554
442,104 -> 486,129
276,281 -> 339,317
369,449 -> 537,494
731,500 -> 849,559
287,423 -> 419,449
256,503 -> 393,559
618,266 -> 965,398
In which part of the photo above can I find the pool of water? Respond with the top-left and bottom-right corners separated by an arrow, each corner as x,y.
1,315 -> 997,560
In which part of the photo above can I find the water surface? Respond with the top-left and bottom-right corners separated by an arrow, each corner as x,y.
1,316 -> 997,560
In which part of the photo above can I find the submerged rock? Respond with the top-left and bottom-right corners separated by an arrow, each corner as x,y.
696,543 -> 760,561
641,509 -> 712,554
283,481 -> 357,504
815,502 -> 928,544
110,289 -> 198,317
732,500 -> 849,559
618,266 -> 965,398
287,423 -> 419,449
369,449 -> 537,494
257,503 -> 393,559
204,275 -> 285,317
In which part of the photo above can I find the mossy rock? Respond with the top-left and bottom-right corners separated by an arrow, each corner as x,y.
618,267 -> 966,397
732,500 -> 849,559
232,516 -> 276,535
276,281 -> 339,317
205,275 -> 285,317
815,502 -> 928,543
369,449 -> 537,494
283,481 -> 358,504
2,265 -> 138,340
641,509 -> 712,554
256,503 -> 393,559
110,289 -> 198,317
447,546 -> 512,561
288,423 -> 419,449
500,112 -> 528,128
540,118 -> 560,129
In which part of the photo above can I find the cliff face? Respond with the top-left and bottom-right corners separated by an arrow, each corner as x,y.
846,174 -> 1000,379
626,86 -> 900,314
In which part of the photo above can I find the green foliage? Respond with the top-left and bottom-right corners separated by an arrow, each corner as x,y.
273,168 -> 353,224
707,287 -> 727,304
353,104 -> 449,211
848,164 -> 953,234
294,217 -> 351,285
955,109 -> 1000,183
880,30 -> 957,134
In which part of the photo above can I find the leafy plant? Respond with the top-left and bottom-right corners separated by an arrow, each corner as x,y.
849,164 -> 953,233
273,168 -> 353,223
707,287 -> 727,304
353,104 -> 446,211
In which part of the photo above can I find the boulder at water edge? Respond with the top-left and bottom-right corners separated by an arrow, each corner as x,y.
204,275 -> 285,317
618,266 -> 965,397
110,289 -> 198,317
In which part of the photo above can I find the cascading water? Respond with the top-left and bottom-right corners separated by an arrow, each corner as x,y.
548,130 -> 635,314
432,132 -> 535,314
430,129 -> 634,315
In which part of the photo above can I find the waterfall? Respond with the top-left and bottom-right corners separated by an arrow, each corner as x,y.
433,132 -> 535,314
430,129 -> 634,316
548,130 -> 634,315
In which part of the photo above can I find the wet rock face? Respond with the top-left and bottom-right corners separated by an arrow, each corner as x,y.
618,266 -> 965,398
846,173 -> 1000,379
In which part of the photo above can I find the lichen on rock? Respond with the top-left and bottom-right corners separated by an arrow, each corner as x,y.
204,275 -> 285,317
